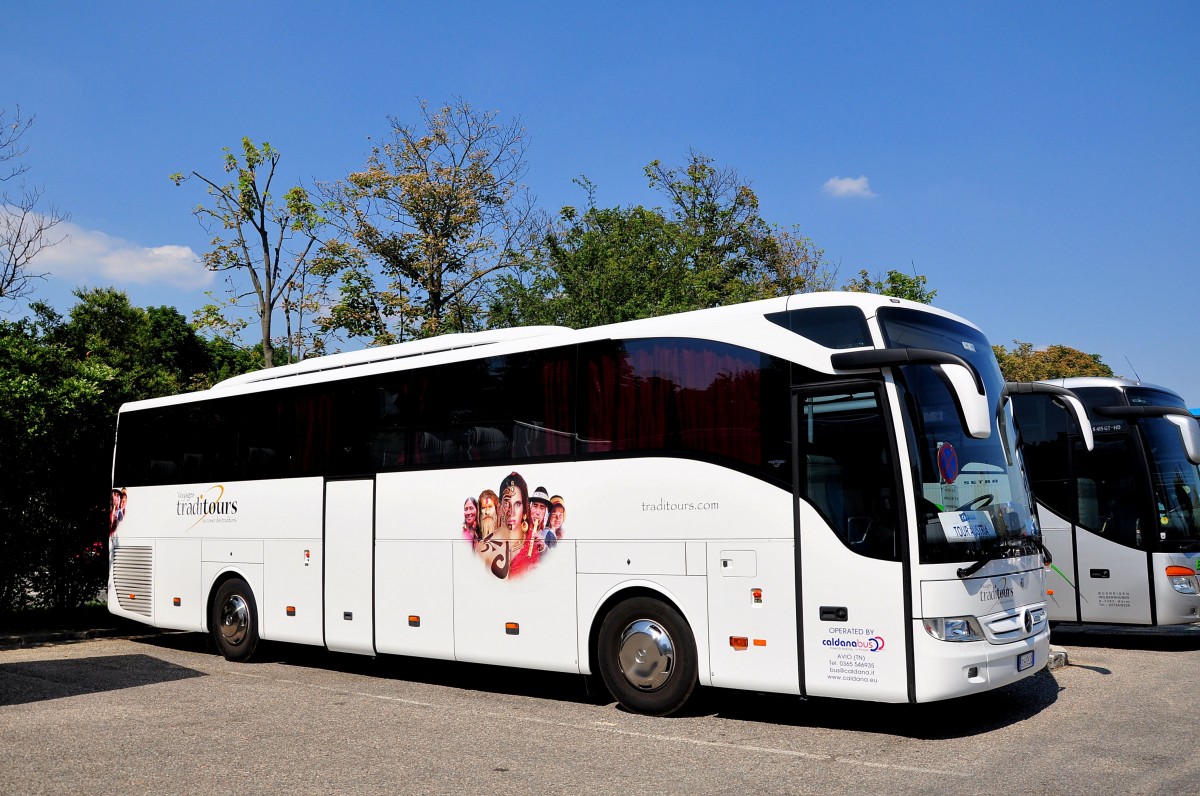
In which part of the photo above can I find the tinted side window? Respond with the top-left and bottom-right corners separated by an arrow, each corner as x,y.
405,346 -> 576,467
579,338 -> 790,483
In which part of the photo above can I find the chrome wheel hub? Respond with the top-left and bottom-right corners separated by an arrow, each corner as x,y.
617,619 -> 674,691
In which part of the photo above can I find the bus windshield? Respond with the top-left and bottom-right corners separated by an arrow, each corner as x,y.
877,307 -> 1038,566
1126,388 -> 1200,550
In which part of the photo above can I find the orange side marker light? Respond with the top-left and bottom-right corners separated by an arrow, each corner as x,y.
730,636 -> 748,650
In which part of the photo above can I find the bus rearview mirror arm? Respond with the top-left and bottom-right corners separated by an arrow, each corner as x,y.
1004,382 -> 1095,452
1094,405 -> 1200,465
831,348 -> 991,439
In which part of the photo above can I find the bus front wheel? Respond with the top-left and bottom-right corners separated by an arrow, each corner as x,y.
597,597 -> 697,716
210,578 -> 259,662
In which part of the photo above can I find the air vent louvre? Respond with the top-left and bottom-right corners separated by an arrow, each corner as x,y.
113,545 -> 153,616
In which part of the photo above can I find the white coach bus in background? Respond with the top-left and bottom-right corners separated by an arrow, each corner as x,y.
108,292 -> 1056,716
1010,376 -> 1200,626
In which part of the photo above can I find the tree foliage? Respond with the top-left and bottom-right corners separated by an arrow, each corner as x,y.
489,155 -> 838,329
993,340 -> 1114,382
172,137 -> 326,368
0,289 -> 254,611
843,268 -> 937,304
0,105 -> 69,305
318,98 -> 543,344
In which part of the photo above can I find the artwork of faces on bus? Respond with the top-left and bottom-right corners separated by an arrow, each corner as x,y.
462,471 -> 566,579
110,487 -> 129,535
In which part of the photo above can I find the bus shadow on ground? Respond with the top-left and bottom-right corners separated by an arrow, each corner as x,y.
0,653 -> 205,707
1050,623 -> 1200,652
136,632 -> 1059,739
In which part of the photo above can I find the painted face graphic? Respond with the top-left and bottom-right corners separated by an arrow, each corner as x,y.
550,505 -> 564,529
463,499 -> 478,527
501,487 -> 525,539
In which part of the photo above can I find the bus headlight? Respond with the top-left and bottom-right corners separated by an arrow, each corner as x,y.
923,616 -> 983,642
1168,575 -> 1199,594
1166,566 -> 1199,595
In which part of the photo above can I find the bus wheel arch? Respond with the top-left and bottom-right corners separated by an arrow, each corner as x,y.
591,588 -> 698,716
208,574 -> 260,662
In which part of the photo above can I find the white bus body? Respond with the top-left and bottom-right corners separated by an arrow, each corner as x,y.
108,292 -> 1050,715
1011,376 -> 1200,626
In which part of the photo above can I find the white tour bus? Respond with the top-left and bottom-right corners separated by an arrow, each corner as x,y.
1010,376 -> 1200,626
108,292 -> 1054,716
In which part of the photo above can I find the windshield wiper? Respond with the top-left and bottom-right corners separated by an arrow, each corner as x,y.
956,539 -> 1047,579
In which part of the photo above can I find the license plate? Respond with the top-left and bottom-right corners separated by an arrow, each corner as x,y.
1017,650 -> 1035,671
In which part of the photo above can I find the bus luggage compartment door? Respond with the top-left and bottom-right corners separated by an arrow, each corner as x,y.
324,478 -> 376,655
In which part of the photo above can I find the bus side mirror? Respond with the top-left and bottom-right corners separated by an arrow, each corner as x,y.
1166,414 -> 1200,465
831,347 -> 991,440
937,363 -> 991,439
1058,394 -> 1095,452
1003,382 -> 1095,451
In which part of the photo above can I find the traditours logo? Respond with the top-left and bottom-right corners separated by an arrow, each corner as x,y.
177,485 -> 238,531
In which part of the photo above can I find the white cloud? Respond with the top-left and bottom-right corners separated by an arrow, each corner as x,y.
822,176 -> 877,198
32,220 -> 213,289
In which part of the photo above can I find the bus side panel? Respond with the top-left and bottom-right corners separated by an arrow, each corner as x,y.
375,540 -> 455,659
263,540 -> 323,645
1038,506 -> 1080,622
1075,528 -> 1152,624
706,539 -> 799,694
375,472 -> 456,659
797,502 -> 909,702
454,539 -> 578,672
324,479 -> 376,655
153,538 -> 202,631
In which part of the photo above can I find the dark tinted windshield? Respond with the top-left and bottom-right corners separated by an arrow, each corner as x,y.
878,308 -> 1039,565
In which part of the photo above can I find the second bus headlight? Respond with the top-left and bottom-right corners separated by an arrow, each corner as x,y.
1166,565 -> 1200,595
923,616 -> 983,642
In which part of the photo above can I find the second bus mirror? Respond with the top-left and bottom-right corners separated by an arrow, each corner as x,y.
1166,414 -> 1200,465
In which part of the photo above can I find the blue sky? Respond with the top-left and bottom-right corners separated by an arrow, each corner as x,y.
5,2 -> 1199,405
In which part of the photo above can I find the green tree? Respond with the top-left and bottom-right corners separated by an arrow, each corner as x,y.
319,98 -> 543,344
993,340 -> 1114,382
843,268 -> 937,304
172,137 -> 326,368
490,157 -> 837,329
490,199 -> 685,328
0,309 -> 114,610
0,288 -> 253,612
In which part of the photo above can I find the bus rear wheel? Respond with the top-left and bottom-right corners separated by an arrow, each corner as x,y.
597,597 -> 697,716
210,577 -> 259,662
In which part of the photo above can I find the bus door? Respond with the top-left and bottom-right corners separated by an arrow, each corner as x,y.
1073,426 -> 1155,624
792,384 -> 910,701
324,478 -> 377,655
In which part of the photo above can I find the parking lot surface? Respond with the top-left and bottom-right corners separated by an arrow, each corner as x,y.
1,625 -> 1197,795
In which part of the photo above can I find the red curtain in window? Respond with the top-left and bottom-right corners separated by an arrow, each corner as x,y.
585,341 -> 762,466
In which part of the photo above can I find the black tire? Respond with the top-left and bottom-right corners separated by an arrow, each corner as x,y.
210,577 -> 259,662
597,596 -> 697,716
